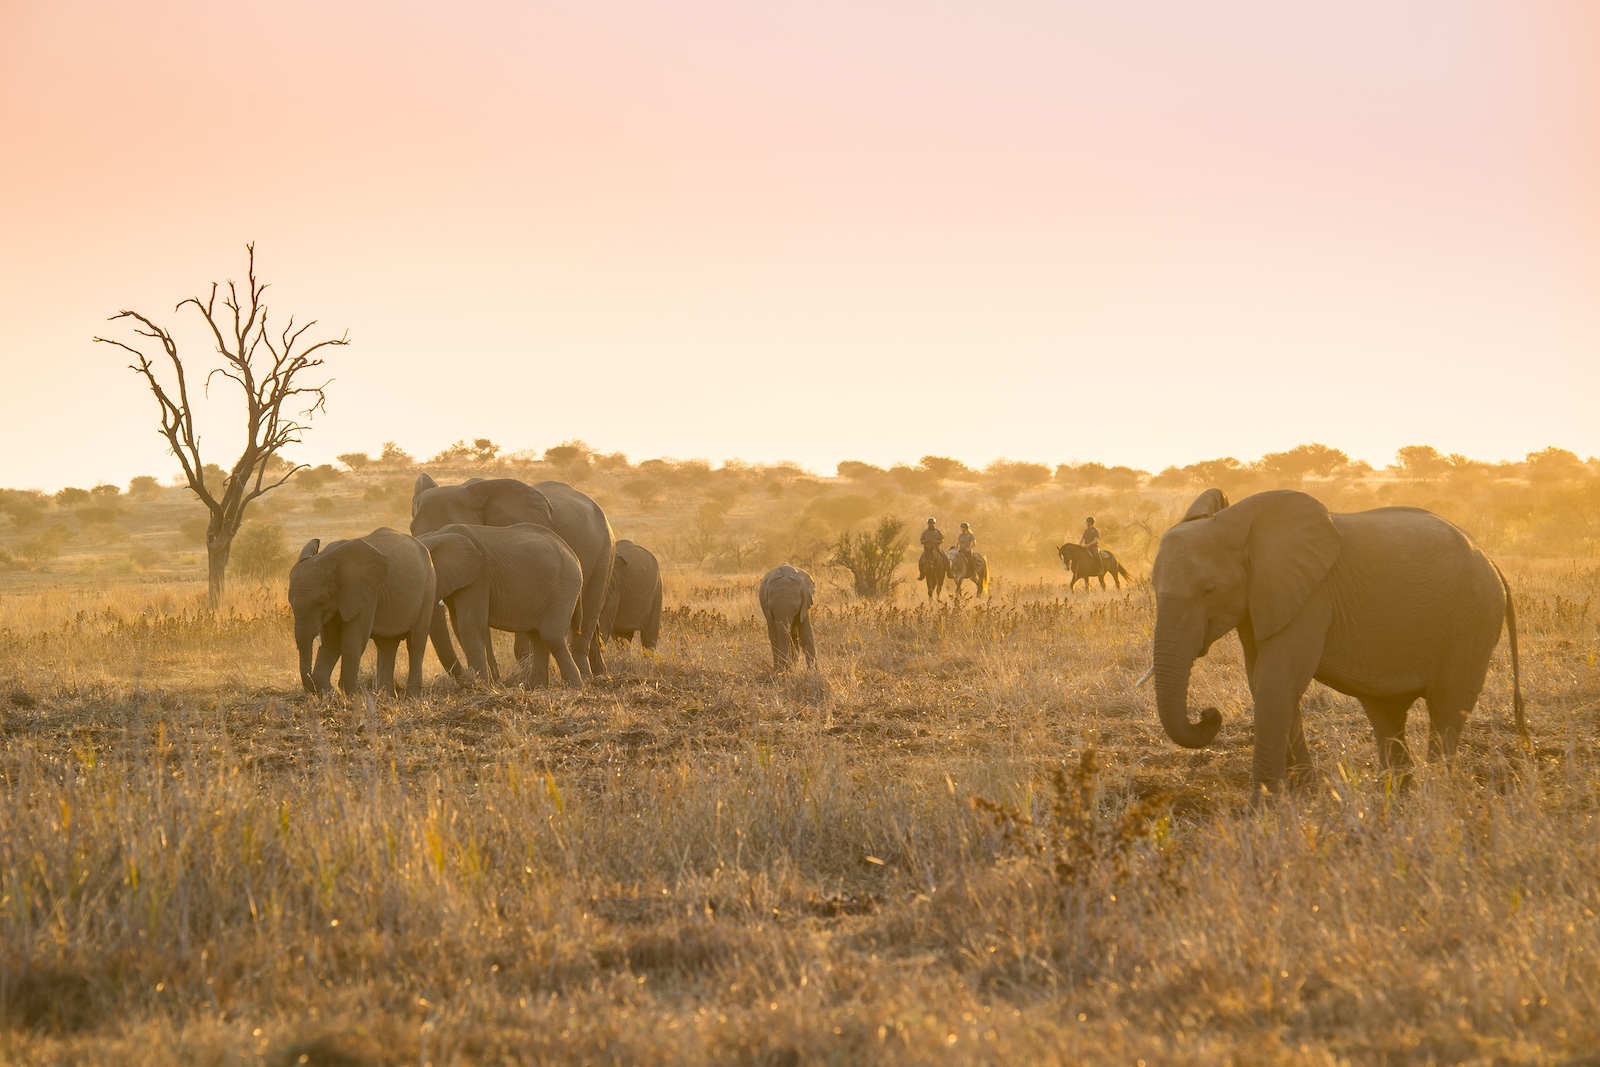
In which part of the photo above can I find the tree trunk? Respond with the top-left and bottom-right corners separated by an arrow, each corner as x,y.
206,531 -> 234,609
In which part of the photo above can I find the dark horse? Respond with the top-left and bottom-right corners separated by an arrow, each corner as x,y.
1057,542 -> 1131,593
917,545 -> 949,600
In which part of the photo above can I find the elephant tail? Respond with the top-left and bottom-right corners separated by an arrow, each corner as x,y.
1493,562 -> 1529,744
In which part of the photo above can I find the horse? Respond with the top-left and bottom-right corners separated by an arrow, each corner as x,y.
947,547 -> 989,597
1057,542 -> 1131,593
917,544 -> 949,601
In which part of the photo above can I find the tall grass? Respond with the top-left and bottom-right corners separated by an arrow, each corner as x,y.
0,563 -> 1595,1063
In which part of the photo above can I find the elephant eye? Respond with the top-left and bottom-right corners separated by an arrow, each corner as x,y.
1202,582 -> 1218,595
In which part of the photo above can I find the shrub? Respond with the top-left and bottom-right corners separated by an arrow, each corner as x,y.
127,475 -> 163,498
54,487 -> 90,507
337,452 -> 372,471
126,545 -> 163,570
378,442 -> 413,467
230,523 -> 290,580
178,516 -> 210,546
297,464 -> 343,491
828,516 -> 908,598
312,496 -> 336,513
18,525 -> 72,565
836,460 -> 884,480
74,506 -> 120,527
623,479 -> 664,510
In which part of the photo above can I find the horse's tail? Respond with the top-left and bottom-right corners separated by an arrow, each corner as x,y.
1115,559 -> 1132,580
1491,561 -> 1529,745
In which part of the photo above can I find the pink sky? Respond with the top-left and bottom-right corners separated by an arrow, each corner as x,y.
2,0 -> 1597,489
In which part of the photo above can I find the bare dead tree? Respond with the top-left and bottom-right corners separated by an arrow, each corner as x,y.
94,244 -> 347,607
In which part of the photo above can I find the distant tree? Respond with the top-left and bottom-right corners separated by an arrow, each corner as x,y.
297,464 -> 343,491
127,475 -> 163,498
592,451 -> 631,473
471,438 -> 500,463
889,464 -> 940,493
91,483 -> 122,500
1525,446 -> 1583,484
1257,443 -> 1349,482
0,492 -> 46,530
1149,466 -> 1193,489
336,451 -> 373,471
836,460 -> 884,480
919,456 -> 974,480
54,487 -> 90,507
95,243 -> 347,606
1394,445 -> 1449,480
378,441 -> 413,467
622,478 -> 665,510
76,505 -> 120,527
829,516 -> 909,598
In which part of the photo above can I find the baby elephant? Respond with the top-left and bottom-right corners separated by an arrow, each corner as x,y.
600,539 -> 664,650
419,523 -> 586,688
288,527 -> 437,697
758,564 -> 816,670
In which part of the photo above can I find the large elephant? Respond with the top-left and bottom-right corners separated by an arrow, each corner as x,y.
758,564 -> 816,670
417,523 -> 585,688
410,475 -> 615,677
599,539 -> 663,650
1149,488 -> 1526,797
288,527 -> 437,697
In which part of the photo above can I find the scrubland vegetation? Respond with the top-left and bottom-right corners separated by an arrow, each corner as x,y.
2,441 -> 1598,1063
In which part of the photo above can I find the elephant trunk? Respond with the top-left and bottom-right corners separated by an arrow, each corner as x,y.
427,601 -> 467,682
294,618 -> 319,693
1152,598 -> 1223,749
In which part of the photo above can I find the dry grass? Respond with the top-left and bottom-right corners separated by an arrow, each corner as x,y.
1,560 -> 1598,1065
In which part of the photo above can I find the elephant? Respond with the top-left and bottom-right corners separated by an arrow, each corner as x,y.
288,527 -> 437,697
411,474 -> 615,678
1149,488 -> 1526,798
599,539 -> 663,650
946,548 -> 989,597
1057,542 -> 1132,593
417,523 -> 586,688
758,564 -> 816,670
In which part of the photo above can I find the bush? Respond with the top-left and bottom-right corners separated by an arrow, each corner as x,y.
829,516 -> 908,599
230,523 -> 290,580
127,476 -> 163,498
126,545 -> 163,571
337,452 -> 372,471
18,525 -> 72,565
74,506 -> 120,527
312,496 -> 336,513
54,487 -> 90,507
297,464 -> 343,491
178,516 -> 210,546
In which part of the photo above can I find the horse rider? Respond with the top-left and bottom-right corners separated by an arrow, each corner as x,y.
920,518 -> 945,555
956,522 -> 977,564
1081,517 -> 1102,572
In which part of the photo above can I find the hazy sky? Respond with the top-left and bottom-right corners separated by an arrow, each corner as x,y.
3,0 -> 1597,490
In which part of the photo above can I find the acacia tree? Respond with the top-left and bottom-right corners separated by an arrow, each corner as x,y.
94,244 -> 347,606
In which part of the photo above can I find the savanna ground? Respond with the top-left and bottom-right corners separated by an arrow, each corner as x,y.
2,453 -> 1599,1064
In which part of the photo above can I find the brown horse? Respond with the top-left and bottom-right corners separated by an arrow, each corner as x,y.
917,545 -> 949,600
1057,542 -> 1131,593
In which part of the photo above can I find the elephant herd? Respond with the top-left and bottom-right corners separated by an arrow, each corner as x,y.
290,479 -> 1529,800
289,475 -> 664,695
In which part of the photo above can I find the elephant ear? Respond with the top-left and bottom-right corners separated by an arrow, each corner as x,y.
1181,488 -> 1231,523
333,540 -> 389,621
412,473 -> 439,518
424,532 -> 484,599
298,538 -> 321,563
1235,491 -> 1343,640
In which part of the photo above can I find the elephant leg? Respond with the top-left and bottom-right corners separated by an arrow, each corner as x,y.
337,624 -> 369,696
543,628 -> 586,688
311,620 -> 342,694
517,632 -> 550,686
1285,702 -> 1316,791
403,626 -> 428,697
796,613 -> 816,665
373,636 -> 401,697
1423,694 -> 1471,763
642,589 -> 663,650
1361,696 -> 1415,788
485,635 -> 503,684
766,614 -> 793,669
1246,634 -> 1323,797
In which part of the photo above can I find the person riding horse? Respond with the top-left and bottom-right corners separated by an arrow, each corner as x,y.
918,519 -> 946,583
957,523 -> 977,562
1080,517 -> 1103,574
